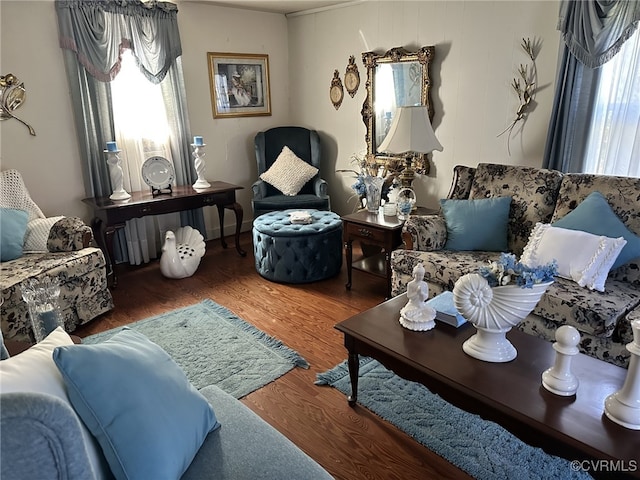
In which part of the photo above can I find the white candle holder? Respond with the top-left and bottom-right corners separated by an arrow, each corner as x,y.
191,143 -> 211,189
604,319 -> 640,430
104,149 -> 131,201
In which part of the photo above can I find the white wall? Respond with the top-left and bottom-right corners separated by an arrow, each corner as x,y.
0,0 -> 560,230
289,0 -> 561,212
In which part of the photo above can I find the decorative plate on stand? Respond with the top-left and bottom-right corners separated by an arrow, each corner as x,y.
142,156 -> 174,195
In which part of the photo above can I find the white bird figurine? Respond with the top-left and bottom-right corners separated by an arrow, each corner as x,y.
160,226 -> 206,279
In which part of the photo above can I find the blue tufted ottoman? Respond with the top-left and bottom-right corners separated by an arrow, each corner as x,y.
252,210 -> 343,283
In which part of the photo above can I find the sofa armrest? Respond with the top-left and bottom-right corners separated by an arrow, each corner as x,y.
402,214 -> 447,251
251,179 -> 267,201
47,217 -> 93,252
0,392 -> 97,480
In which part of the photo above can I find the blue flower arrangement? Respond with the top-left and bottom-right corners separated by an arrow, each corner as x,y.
478,253 -> 557,288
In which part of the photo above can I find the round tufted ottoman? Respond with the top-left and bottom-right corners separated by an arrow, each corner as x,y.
252,210 -> 343,283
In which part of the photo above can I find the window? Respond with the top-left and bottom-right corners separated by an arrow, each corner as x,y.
110,49 -> 180,265
584,28 -> 640,177
111,49 -> 174,186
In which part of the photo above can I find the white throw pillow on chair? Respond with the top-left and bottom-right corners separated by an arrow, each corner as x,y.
260,146 -> 318,196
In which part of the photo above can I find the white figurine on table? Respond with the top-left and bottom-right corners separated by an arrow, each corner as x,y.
399,263 -> 436,331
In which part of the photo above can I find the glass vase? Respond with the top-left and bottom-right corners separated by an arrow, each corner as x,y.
21,277 -> 64,343
364,176 -> 385,214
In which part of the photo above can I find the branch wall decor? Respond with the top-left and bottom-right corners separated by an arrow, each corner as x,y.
498,38 -> 540,155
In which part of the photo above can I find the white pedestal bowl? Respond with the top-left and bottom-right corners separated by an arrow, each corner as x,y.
453,273 -> 552,363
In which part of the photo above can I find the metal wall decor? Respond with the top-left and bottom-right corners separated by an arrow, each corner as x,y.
361,46 -> 435,172
497,38 -> 541,155
344,55 -> 360,97
330,69 -> 344,110
0,73 -> 35,136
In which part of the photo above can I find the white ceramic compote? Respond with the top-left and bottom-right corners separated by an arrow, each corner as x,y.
453,273 -> 552,362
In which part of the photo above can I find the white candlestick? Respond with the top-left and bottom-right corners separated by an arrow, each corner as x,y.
604,319 -> 640,429
104,150 -> 131,201
191,144 -> 211,189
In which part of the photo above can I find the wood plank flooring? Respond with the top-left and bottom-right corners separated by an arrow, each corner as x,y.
74,232 -> 472,480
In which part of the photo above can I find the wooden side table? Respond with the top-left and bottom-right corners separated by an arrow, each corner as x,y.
342,207 -> 435,298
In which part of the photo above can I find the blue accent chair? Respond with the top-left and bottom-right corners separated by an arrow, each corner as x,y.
252,126 -> 330,218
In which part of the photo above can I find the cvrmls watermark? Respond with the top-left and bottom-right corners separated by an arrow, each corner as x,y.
571,459 -> 638,473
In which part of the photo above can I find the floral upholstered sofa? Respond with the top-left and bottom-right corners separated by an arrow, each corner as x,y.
1,170 -> 113,342
390,163 -> 640,367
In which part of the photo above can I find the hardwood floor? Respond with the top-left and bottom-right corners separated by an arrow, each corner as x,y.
74,232 -> 472,480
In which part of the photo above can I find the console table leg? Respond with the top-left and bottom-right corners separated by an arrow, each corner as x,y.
230,202 -> 246,257
347,351 -> 359,406
345,239 -> 353,290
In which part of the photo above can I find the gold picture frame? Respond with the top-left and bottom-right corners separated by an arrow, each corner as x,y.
207,52 -> 271,118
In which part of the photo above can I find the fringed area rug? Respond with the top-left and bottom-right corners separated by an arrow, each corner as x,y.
316,357 -> 592,480
84,299 -> 308,398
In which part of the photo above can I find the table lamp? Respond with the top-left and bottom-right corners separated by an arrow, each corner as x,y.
378,105 -> 443,189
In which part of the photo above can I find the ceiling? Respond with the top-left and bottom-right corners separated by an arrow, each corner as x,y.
199,0 -> 351,15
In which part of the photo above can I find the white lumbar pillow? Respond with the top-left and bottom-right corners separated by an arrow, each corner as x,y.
0,327 -> 109,479
521,223 -> 626,292
260,146 -> 318,196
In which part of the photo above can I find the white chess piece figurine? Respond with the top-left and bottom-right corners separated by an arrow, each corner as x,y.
604,319 -> 640,430
399,263 -> 436,331
542,325 -> 580,396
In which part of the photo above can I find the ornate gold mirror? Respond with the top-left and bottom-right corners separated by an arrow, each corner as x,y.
361,46 -> 434,173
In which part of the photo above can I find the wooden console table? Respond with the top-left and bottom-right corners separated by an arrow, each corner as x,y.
83,182 -> 246,287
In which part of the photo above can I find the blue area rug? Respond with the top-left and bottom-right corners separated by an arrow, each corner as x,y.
84,299 -> 308,398
316,357 -> 592,480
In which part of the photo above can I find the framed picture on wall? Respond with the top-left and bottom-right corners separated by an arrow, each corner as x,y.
207,52 -> 272,118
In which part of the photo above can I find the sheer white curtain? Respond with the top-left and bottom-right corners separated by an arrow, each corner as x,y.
584,29 -> 640,177
111,49 -> 180,265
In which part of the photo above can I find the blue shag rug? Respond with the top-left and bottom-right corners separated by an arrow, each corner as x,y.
84,299 -> 308,398
316,357 -> 592,480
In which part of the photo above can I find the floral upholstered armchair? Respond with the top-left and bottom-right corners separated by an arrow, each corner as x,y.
0,170 -> 113,342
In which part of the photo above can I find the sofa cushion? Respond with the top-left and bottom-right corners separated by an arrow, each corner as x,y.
391,249 -> 640,340
260,146 -> 318,196
53,328 -> 220,480
552,191 -> 640,270
0,208 -> 28,261
521,223 -> 626,292
0,327 -> 109,479
184,384 -> 333,480
533,277 -> 640,339
440,197 -> 511,251
468,163 -> 564,255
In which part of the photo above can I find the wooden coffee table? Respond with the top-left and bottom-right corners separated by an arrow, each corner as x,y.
336,294 -> 639,475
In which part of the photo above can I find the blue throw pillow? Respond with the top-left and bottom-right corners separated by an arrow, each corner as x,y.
440,197 -> 512,251
0,208 -> 28,261
552,191 -> 640,269
53,328 -> 220,480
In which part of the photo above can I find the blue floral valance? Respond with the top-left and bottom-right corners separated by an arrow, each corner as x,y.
55,0 -> 181,83
558,0 -> 640,68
